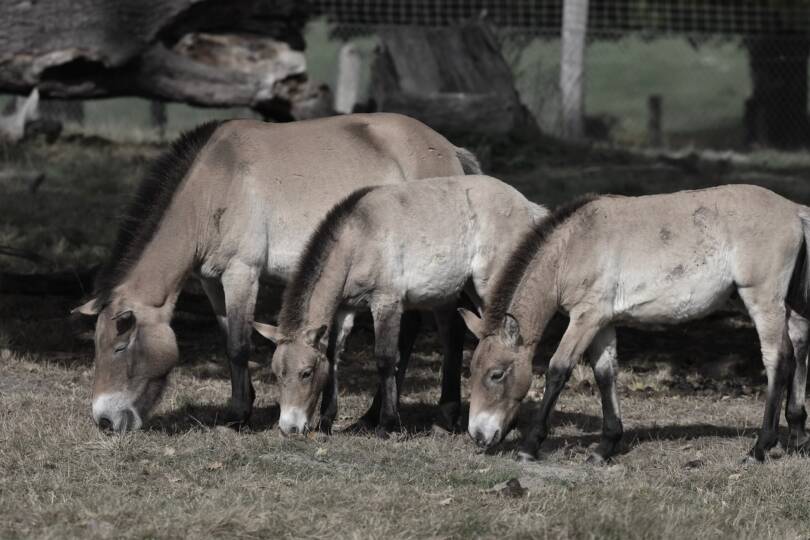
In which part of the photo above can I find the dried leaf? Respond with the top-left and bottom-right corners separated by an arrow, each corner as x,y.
206,461 -> 223,471
439,497 -> 452,506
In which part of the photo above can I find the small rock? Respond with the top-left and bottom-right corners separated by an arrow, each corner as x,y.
315,447 -> 327,457
163,446 -> 176,457
684,459 -> 705,470
485,478 -> 527,498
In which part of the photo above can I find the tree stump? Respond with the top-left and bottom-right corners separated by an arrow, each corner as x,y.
370,23 -> 537,139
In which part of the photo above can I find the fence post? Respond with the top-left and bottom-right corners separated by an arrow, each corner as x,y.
560,0 -> 589,139
647,94 -> 662,147
335,42 -> 362,114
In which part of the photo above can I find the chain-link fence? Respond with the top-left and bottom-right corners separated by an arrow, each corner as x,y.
308,1 -> 810,150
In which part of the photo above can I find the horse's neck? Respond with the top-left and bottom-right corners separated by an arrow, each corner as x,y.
509,246 -> 561,346
116,207 -> 199,310
298,244 -> 352,334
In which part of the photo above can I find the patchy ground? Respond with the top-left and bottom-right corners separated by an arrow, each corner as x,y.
3,137 -> 810,539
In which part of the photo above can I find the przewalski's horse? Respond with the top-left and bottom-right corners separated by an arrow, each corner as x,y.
460,185 -> 810,464
73,113 -> 481,432
252,175 -> 547,436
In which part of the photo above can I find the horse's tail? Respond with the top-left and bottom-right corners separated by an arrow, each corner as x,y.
788,206 -> 810,317
455,146 -> 482,175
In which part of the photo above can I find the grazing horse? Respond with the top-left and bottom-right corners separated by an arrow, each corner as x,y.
73,113 -> 480,432
252,175 -> 547,436
460,185 -> 810,464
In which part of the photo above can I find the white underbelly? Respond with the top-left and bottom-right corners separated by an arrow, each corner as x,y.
614,271 -> 734,325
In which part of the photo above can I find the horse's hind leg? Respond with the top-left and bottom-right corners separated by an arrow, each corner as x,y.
787,310 -> 810,452
739,289 -> 794,462
433,305 -> 465,432
221,262 -> 260,427
519,312 -> 602,462
585,326 -> 623,464
350,310 -> 420,432
319,310 -> 355,434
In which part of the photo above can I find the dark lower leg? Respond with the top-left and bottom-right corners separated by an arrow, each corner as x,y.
752,353 -> 791,461
227,349 -> 255,426
319,356 -> 338,433
356,312 -> 419,429
519,365 -> 572,459
435,307 -> 464,430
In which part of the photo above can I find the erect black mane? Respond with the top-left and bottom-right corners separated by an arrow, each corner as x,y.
92,120 -> 224,309
483,193 -> 600,334
278,186 -> 378,335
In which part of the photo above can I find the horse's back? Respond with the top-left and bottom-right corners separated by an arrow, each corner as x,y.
346,175 -> 541,307
563,185 -> 803,322
191,115 -> 465,280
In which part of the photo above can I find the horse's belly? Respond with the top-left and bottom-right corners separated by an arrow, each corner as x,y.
615,274 -> 734,324
400,262 -> 470,309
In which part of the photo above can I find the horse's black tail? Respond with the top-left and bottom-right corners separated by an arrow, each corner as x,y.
455,147 -> 482,175
788,208 -> 810,317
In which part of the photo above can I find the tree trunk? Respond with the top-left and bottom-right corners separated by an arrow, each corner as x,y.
560,0 -> 589,140
0,0 -> 321,121
744,36 -> 810,149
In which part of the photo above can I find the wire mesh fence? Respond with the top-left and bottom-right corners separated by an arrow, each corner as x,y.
310,1 -> 810,150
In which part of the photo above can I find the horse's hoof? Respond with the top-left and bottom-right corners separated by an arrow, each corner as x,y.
516,451 -> 537,464
374,426 -> 392,439
223,411 -> 251,430
586,453 -> 608,466
318,418 -> 334,435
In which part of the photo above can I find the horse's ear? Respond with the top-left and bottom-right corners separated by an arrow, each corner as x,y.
72,298 -> 101,317
458,308 -> 485,340
253,322 -> 281,343
500,313 -> 522,348
303,325 -> 329,354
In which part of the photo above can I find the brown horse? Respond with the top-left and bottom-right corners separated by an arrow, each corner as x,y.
461,185 -> 810,464
253,175 -> 546,436
73,113 -> 480,432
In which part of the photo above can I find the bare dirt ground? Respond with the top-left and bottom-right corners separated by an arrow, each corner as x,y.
3,137 -> 810,539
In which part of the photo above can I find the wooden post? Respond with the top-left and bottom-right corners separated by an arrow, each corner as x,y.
335,42 -> 362,114
560,0 -> 589,139
647,94 -> 662,147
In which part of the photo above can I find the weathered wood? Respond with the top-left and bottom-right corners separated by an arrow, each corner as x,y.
0,0 -> 314,120
370,23 -> 536,138
560,0 -> 589,139
335,42 -> 363,114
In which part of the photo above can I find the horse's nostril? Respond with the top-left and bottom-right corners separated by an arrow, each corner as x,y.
287,425 -> 298,435
473,430 -> 488,448
97,416 -> 114,432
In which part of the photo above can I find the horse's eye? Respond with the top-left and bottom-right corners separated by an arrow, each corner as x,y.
489,369 -> 506,383
300,368 -> 313,381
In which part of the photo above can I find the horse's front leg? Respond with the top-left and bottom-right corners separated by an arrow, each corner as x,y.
348,310 -> 419,433
221,261 -> 260,427
319,310 -> 355,434
433,304 -> 465,432
370,299 -> 405,436
519,313 -> 601,462
585,325 -> 623,464
787,310 -> 809,452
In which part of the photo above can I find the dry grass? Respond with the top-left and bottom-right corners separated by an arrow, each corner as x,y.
4,137 -> 810,539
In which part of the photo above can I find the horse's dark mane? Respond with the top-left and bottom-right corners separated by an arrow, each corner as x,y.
484,193 -> 600,334
92,120 -> 224,308
279,186 -> 379,335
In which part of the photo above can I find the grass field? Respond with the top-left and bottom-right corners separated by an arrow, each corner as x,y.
4,135 -> 810,538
